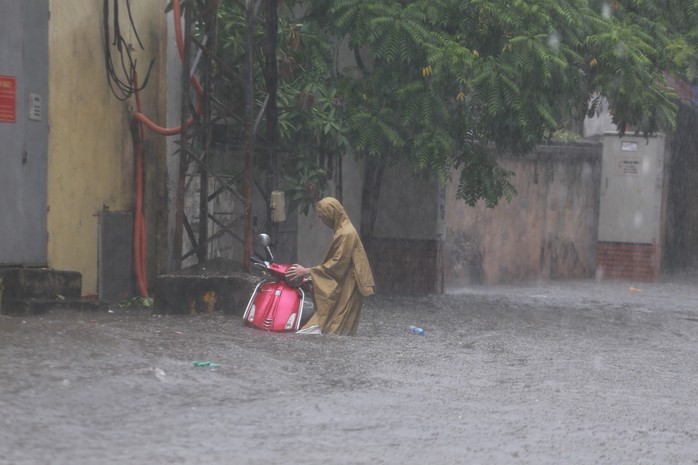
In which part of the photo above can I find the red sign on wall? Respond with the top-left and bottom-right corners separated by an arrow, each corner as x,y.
0,75 -> 17,123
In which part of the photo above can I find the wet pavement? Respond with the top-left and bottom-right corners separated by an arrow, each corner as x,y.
2,276 -> 698,465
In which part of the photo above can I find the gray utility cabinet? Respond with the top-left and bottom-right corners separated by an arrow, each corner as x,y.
598,133 -> 667,246
0,1 -> 49,265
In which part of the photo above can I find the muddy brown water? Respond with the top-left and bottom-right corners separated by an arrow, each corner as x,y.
2,278 -> 698,465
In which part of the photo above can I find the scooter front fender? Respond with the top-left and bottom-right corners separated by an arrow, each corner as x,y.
243,279 -> 305,332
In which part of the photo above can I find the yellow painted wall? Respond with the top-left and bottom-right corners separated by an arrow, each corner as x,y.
48,1 -> 166,295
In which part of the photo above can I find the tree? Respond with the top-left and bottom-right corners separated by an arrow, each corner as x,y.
210,0 -> 697,258
293,0 -> 697,252
214,0 -> 350,217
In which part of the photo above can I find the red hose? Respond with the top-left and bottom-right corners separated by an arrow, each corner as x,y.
129,0 -> 205,297
131,0 -> 204,136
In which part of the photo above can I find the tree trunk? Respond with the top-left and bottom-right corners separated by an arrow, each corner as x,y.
264,0 -> 279,240
243,0 -> 257,271
360,156 -> 386,261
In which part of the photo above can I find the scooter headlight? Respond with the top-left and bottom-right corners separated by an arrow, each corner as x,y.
247,304 -> 256,321
284,313 -> 296,330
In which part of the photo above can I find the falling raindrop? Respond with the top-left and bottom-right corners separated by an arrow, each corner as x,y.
548,31 -> 560,51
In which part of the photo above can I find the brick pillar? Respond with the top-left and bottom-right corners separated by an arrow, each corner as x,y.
595,242 -> 660,281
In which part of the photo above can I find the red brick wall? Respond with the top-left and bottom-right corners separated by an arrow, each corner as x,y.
595,242 -> 660,282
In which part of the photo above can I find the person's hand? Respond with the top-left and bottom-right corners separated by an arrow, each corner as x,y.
286,264 -> 309,282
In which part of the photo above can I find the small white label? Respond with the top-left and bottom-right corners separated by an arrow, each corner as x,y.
621,141 -> 638,152
29,93 -> 42,121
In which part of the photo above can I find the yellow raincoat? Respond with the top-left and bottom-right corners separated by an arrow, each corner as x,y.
302,197 -> 375,335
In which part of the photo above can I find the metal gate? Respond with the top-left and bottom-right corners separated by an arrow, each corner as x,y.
0,1 -> 49,265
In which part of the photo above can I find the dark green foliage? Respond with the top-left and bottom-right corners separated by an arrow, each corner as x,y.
212,0 -> 698,211
308,0 -> 697,208
214,1 -> 348,210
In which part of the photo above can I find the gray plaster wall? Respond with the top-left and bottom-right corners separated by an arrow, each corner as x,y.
584,97 -> 617,138
296,156 -> 365,267
373,163 -> 439,240
293,155 -> 439,268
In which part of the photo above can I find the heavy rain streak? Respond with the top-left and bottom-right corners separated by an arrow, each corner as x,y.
4,0 -> 698,464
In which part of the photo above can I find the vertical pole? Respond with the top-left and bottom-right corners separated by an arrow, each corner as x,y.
243,0 -> 257,271
197,1 -> 217,262
264,0 -> 279,241
172,2 -> 192,270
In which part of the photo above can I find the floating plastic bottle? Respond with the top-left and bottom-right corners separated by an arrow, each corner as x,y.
408,325 -> 426,336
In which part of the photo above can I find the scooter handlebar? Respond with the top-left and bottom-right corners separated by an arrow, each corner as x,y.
248,257 -> 310,289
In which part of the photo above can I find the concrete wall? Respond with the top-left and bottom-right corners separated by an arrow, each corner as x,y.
292,157 -> 444,295
445,142 -> 602,287
584,96 -> 617,138
373,164 -> 439,240
48,1 -> 167,296
296,155 -> 365,267
371,163 -> 442,294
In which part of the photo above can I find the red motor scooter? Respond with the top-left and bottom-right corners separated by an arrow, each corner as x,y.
243,234 -> 316,332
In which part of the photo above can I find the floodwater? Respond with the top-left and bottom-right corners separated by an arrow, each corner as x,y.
2,276 -> 698,465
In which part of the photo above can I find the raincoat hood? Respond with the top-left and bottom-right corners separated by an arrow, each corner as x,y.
315,197 -> 350,232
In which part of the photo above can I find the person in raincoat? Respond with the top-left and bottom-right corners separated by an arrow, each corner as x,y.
285,197 -> 375,335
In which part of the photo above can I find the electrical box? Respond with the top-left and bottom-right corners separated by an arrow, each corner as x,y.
598,134 -> 665,244
596,133 -> 667,281
0,1 -> 49,265
271,190 -> 286,223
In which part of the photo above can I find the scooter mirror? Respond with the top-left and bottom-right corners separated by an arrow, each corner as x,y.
256,233 -> 274,262
257,233 -> 271,247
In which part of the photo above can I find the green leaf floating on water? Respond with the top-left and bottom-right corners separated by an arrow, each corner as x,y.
192,361 -> 219,367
